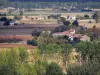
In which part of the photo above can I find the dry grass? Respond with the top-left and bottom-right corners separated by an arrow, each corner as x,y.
0,44 -> 37,49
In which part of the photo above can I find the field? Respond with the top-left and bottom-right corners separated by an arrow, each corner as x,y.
8,10 -> 94,16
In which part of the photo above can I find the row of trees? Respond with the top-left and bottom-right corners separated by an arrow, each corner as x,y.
67,41 -> 100,75
7,2 -> 100,9
0,47 -> 65,75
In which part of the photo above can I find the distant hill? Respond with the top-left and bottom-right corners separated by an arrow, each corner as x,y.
9,0 -> 100,2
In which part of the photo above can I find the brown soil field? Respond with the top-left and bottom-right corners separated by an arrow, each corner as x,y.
0,35 -> 33,40
79,22 -> 100,28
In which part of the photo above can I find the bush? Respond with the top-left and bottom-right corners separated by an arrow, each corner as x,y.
0,17 -> 8,21
32,29 -> 41,37
45,62 -> 63,75
27,40 -> 38,46
84,14 -> 90,19
72,20 -> 79,27
67,61 -> 100,75
14,16 -> 22,20
63,20 -> 71,26
0,38 -> 22,43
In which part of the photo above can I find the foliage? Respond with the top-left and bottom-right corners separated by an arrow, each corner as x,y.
54,25 -> 68,32
92,12 -> 99,23
32,29 -> 41,37
39,44 -> 62,54
45,62 -> 63,75
0,48 -> 37,75
75,41 -> 100,62
72,20 -> 79,27
20,11 -> 24,16
14,16 -> 22,20
60,17 -> 71,25
27,39 -> 38,46
0,49 -> 20,75
0,0 -> 7,7
0,17 -> 8,21
84,14 -> 90,19
67,60 -> 100,75
34,60 -> 48,75
76,15 -> 83,20
63,21 -> 71,26
0,38 -> 23,43
19,47 -> 29,63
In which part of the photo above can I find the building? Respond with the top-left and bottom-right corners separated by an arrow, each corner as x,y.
53,28 -> 90,41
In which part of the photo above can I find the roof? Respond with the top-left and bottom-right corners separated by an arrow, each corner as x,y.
80,35 -> 90,41
53,29 -> 90,41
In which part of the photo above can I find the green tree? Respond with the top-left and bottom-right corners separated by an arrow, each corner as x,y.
34,60 -> 48,75
0,0 -> 7,7
67,60 -> 100,75
84,14 -> 90,19
76,41 -> 100,63
45,62 -> 63,75
20,10 -> 23,16
92,12 -> 99,23
19,47 -> 29,63
19,64 -> 37,75
61,44 -> 73,73
0,49 -> 20,75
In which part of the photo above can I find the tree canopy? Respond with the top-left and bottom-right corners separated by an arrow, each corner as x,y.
0,0 -> 8,7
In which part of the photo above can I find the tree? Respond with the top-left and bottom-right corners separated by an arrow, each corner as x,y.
3,20 -> 10,26
19,47 -> 29,63
61,44 -> 73,73
60,17 -> 71,26
63,20 -> 71,26
92,12 -> 99,23
34,60 -> 48,75
20,10 -> 23,16
67,60 -> 100,75
84,14 -> 90,19
32,29 -> 41,37
27,39 -> 38,46
0,0 -> 7,7
0,17 -> 8,21
14,15 -> 22,20
45,62 -> 63,75
75,41 -> 100,63
76,15 -> 83,20
72,20 -> 79,27
0,49 -> 20,75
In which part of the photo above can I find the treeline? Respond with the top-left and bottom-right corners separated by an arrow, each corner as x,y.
0,47 -> 64,75
1,41 -> 100,75
4,1 -> 100,8
1,0 -> 100,8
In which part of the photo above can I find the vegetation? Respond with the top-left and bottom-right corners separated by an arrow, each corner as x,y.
84,14 -> 90,19
67,41 -> 100,75
0,48 -> 64,75
92,12 -> 99,23
72,20 -> 79,27
0,0 -> 8,7
45,62 -> 63,75
7,2 -> 100,9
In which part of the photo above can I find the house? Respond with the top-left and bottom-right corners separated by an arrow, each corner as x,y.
53,28 -> 90,41
80,35 -> 90,41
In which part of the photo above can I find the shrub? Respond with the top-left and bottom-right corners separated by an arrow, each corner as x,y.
72,20 -> 79,27
84,14 -> 90,19
45,62 -> 63,75
27,40 -> 38,46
